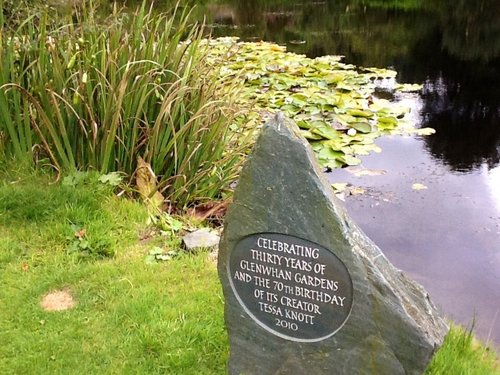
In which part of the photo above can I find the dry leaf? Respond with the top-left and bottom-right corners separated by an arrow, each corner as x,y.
349,187 -> 366,196
135,156 -> 164,212
412,183 -> 428,190
187,200 -> 231,222
331,183 -> 348,193
75,228 -> 86,239
346,166 -> 387,177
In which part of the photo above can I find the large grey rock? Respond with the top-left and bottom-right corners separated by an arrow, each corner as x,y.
218,114 -> 448,375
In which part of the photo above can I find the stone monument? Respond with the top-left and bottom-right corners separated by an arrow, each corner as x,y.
218,114 -> 448,375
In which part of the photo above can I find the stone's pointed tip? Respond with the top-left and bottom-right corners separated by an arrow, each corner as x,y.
275,111 -> 286,123
266,112 -> 306,141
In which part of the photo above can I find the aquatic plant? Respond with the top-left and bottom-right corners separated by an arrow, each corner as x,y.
206,37 -> 433,169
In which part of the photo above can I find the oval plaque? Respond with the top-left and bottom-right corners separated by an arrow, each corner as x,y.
227,233 -> 353,342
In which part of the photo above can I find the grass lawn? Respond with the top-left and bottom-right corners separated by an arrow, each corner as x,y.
0,168 -> 498,374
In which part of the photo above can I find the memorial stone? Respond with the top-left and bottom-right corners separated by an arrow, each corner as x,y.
218,114 -> 448,375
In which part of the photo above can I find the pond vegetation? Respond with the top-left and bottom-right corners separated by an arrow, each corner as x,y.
207,37 -> 431,169
1,2 -> 245,208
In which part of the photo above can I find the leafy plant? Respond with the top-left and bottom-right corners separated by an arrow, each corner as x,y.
66,223 -> 113,259
206,38 -> 430,169
145,246 -> 181,263
0,1 -> 247,208
98,171 -> 125,186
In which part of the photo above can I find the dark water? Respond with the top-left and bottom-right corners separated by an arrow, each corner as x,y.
134,0 -> 500,346
204,0 -> 500,347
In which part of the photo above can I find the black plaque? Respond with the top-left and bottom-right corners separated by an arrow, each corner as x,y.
227,233 -> 353,342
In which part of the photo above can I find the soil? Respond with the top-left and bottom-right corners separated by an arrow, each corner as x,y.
40,289 -> 76,312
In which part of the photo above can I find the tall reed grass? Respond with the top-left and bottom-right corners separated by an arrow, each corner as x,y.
0,1 -> 245,207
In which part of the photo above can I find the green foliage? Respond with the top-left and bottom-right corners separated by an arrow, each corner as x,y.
0,2 -> 245,208
426,325 -> 499,374
208,38 -> 423,169
145,246 -> 181,263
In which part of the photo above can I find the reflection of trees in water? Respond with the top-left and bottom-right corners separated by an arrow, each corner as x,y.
423,0 -> 500,62
210,0 -> 500,62
418,51 -> 500,171
422,75 -> 500,171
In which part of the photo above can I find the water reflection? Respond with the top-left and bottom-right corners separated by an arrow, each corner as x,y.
423,0 -> 500,62
422,71 -> 500,172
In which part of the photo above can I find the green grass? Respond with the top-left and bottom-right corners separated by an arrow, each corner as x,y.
0,251 -> 227,374
0,170 -> 498,374
0,169 -> 227,374
426,326 -> 499,375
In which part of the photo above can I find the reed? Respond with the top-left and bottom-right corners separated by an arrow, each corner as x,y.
0,1 -> 245,207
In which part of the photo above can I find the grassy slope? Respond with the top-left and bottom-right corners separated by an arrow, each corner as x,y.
0,170 -> 498,374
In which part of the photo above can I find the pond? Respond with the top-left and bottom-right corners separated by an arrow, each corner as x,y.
136,0 -> 500,346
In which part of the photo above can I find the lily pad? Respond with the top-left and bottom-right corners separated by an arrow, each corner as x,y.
204,38 -> 431,169
412,183 -> 428,191
350,122 -> 372,134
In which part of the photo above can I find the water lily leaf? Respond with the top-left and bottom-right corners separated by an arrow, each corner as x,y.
296,120 -> 311,129
331,183 -> 348,192
351,143 -> 378,155
266,64 -> 285,73
396,83 -> 423,92
412,183 -> 428,190
377,116 -> 398,130
310,142 -> 325,152
413,127 -> 436,136
340,154 -> 362,166
362,67 -> 397,78
301,130 -> 323,140
369,99 -> 393,112
311,124 -> 340,140
318,146 -> 344,161
346,108 -> 374,118
320,158 -> 344,169
291,93 -> 309,107
323,73 -> 344,84
350,122 -> 372,134
304,105 -> 321,115
333,113 -> 357,126
378,116 -> 398,125
206,38 -> 423,171
280,104 -> 301,115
